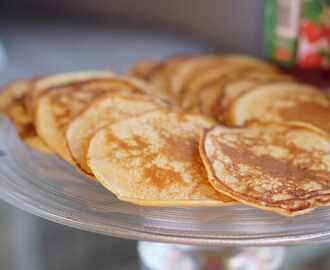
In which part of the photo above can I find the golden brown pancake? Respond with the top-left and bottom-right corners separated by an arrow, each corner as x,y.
193,71 -> 272,116
169,55 -> 224,102
155,55 -> 197,103
180,58 -> 283,111
180,66 -> 238,110
221,54 -> 279,72
24,71 -> 114,116
227,82 -> 330,134
197,79 -> 228,117
170,54 -> 274,98
155,55 -> 217,98
130,54 -> 278,109
35,77 -> 152,164
129,55 -> 191,102
200,122 -> 330,216
214,79 -> 266,122
0,80 -> 52,153
87,110 -> 235,206
128,61 -> 157,80
130,56 -> 224,106
212,72 -> 294,122
66,92 -> 169,176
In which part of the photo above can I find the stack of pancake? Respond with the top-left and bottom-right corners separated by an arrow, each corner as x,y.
1,54 -> 330,216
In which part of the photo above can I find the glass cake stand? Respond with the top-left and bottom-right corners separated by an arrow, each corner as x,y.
0,118 -> 330,270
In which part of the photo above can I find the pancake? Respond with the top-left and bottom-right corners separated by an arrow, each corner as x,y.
180,58 -> 283,111
192,75 -> 259,117
128,61 -> 157,80
130,54 -> 278,108
35,77 -> 151,164
196,76 -> 292,120
212,72 -> 294,122
24,71 -> 114,116
129,56 -> 191,102
227,82 -> 330,134
0,80 -> 52,153
169,55 -> 224,102
87,110 -> 235,206
154,55 -> 196,103
221,54 -> 279,72
197,80 -> 228,117
200,122 -> 330,216
181,66 -> 238,110
173,55 -> 282,103
214,79 -> 266,121
193,72 -> 268,117
66,92 -> 169,176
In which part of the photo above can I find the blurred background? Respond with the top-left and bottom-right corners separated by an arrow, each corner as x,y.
0,0 -> 329,269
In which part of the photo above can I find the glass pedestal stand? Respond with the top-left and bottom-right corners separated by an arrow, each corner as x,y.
138,242 -> 285,270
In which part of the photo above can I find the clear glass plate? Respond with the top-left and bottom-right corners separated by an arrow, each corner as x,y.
1,117 -> 330,246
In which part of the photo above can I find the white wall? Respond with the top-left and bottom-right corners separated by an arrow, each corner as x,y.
25,0 -> 265,55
